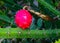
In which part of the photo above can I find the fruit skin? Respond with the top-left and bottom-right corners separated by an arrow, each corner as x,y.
15,9 -> 32,29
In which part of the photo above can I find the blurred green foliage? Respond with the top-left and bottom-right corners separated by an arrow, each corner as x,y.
0,0 -> 60,43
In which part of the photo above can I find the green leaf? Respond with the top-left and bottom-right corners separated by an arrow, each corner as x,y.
30,23 -> 37,30
38,3 -> 55,18
22,39 -> 28,43
45,0 -> 52,4
2,39 -> 7,43
26,0 -> 39,11
31,3 -> 40,11
55,20 -> 60,28
37,18 -> 43,29
44,0 -> 59,7
30,18 -> 37,30
28,0 -> 34,4
37,0 -> 60,17
2,0 -> 15,5
0,20 -> 4,27
0,10 -> 15,27
0,15 -> 11,23
2,0 -> 22,9
44,21 -> 52,29
0,1 -> 5,6
0,10 -> 14,25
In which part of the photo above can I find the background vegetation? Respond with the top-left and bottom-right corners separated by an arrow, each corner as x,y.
0,0 -> 60,43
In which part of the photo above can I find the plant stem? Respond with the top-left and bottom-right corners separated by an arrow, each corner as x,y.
0,28 -> 60,38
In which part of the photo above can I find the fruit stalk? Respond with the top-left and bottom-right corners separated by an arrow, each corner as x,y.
29,10 -> 53,21
23,6 -> 53,21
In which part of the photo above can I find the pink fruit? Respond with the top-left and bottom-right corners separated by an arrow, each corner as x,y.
15,9 -> 32,29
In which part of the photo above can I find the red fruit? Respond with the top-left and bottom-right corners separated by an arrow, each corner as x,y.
15,9 -> 32,29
